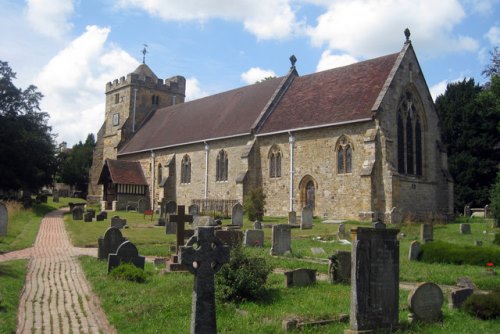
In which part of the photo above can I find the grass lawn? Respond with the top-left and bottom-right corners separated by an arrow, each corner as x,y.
0,259 -> 28,334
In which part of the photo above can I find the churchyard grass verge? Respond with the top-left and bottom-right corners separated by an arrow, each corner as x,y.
0,259 -> 28,334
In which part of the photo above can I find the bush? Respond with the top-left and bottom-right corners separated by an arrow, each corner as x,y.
420,241 -> 500,266
110,263 -> 147,283
494,233 -> 500,246
463,288 -> 500,320
215,246 -> 272,303
490,168 -> 500,221
244,187 -> 266,221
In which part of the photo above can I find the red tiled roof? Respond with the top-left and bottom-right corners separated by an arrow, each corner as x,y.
119,77 -> 283,155
257,52 -> 399,134
98,159 -> 148,185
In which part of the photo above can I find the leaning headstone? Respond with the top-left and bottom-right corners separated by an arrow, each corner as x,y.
98,227 -> 126,260
0,202 -> 8,236
460,223 -> 471,234
231,203 -> 244,226
301,207 -> 313,229
215,230 -> 243,248
347,227 -> 399,333
110,216 -> 127,229
107,241 -> 145,273
52,190 -> 60,203
179,226 -> 230,334
448,287 -> 474,309
84,212 -> 93,222
284,268 -> 316,287
408,282 -> 444,323
244,229 -> 264,247
408,241 -> 421,261
328,250 -> 351,284
420,224 -> 433,242
72,206 -> 84,220
253,220 -> 262,230
189,204 -> 200,217
270,224 -> 292,255
288,211 -> 297,225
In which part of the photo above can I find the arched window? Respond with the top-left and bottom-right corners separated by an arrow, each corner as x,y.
397,112 -> 405,173
157,163 -> 162,185
181,155 -> 191,184
336,136 -> 353,174
406,113 -> 414,175
269,146 -> 282,178
415,117 -> 422,176
216,150 -> 228,181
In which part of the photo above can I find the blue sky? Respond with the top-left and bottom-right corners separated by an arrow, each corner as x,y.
0,0 -> 498,146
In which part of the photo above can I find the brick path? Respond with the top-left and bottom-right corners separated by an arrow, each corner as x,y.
8,209 -> 116,334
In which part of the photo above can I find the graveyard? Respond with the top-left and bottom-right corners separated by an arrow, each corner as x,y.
1,197 -> 500,333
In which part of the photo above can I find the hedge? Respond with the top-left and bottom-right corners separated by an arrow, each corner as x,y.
420,241 -> 500,266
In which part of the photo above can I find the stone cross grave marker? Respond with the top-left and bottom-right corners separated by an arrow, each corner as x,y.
408,282 -> 444,323
0,202 -> 8,236
460,223 -> 471,234
231,203 -> 244,226
420,224 -> 433,242
346,227 -> 400,333
107,240 -> 145,273
170,205 -> 193,255
72,206 -> 83,220
288,211 -> 297,225
270,224 -> 292,255
179,226 -> 230,334
98,227 -> 126,260
301,207 -> 313,229
408,240 -> 421,261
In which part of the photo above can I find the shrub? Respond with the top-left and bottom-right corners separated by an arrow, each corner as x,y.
494,233 -> 500,246
490,168 -> 500,222
463,288 -> 500,320
110,263 -> 147,283
215,246 -> 272,303
420,241 -> 500,266
244,187 -> 266,221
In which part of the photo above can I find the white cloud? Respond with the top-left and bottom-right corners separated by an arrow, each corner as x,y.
115,0 -> 299,40
485,26 -> 500,45
307,0 -> 479,58
186,78 -> 209,101
316,51 -> 357,72
25,0 -> 74,40
241,67 -> 277,84
429,77 -> 463,101
465,0 -> 499,15
35,26 -> 139,146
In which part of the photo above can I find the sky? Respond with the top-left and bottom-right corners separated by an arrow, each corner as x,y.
0,0 -> 498,147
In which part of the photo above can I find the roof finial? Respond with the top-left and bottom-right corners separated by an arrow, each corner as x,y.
141,44 -> 149,64
289,54 -> 297,68
404,28 -> 411,44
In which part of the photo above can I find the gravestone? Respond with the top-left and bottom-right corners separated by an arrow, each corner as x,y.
337,223 -> 348,239
166,201 -> 177,215
107,241 -> 145,273
166,205 -> 193,271
86,209 -> 96,219
231,203 -> 244,227
179,226 -> 230,334
253,220 -> 262,229
328,250 -> 351,284
288,211 -> 297,225
464,205 -> 471,217
96,212 -> 106,222
157,218 -> 166,226
159,198 -> 167,218
84,212 -> 93,222
448,287 -> 473,309
244,229 -> 264,247
72,206 -> 84,220
301,207 -> 313,229
189,204 -> 200,217
192,216 -> 216,228
98,227 -> 126,260
284,268 -> 316,287
137,198 -> 148,213
270,224 -> 292,255
372,221 -> 386,229
110,216 -> 127,229
484,205 -> 490,218
98,211 -> 107,219
408,282 -> 443,323
53,190 -> 59,203
215,230 -> 243,248
460,223 -> 471,234
408,241 -> 421,261
346,227 -> 399,333
0,202 -> 8,236
165,220 -> 177,234
420,224 -> 433,242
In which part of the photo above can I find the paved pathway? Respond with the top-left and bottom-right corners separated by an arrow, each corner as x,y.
4,209 -> 116,334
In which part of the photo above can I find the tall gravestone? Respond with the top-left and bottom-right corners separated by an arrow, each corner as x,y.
0,202 -> 8,236
301,207 -> 313,229
231,203 -> 244,227
328,250 -> 351,284
52,190 -> 60,203
270,224 -> 292,255
288,211 -> 297,225
346,227 -> 400,334
420,224 -> 433,243
179,226 -> 230,334
408,241 -> 421,261
107,241 -> 145,273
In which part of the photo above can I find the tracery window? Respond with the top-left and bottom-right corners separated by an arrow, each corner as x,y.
336,136 -> 353,174
269,146 -> 282,178
397,91 -> 423,176
181,155 -> 191,184
216,150 -> 228,181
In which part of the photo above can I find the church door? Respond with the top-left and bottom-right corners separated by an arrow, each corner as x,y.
299,175 -> 316,212
306,181 -> 315,210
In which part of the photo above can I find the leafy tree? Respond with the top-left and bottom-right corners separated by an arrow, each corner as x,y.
244,187 -> 266,221
0,61 -> 56,192
490,167 -> 500,224
482,47 -> 500,79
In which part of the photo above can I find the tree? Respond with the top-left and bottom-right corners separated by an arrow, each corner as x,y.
482,47 -> 500,79
490,167 -> 500,225
0,61 -> 56,192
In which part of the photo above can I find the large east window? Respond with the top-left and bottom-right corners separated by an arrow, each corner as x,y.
397,91 -> 423,176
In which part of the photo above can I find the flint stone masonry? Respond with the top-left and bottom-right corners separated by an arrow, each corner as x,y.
98,227 -> 127,260
408,241 -> 421,261
460,223 -> 471,234
301,207 -> 313,229
110,216 -> 127,229
346,227 -> 399,334
0,202 -> 8,236
328,250 -> 351,284
244,229 -> 264,247
72,207 -> 84,220
231,203 -> 244,226
215,230 -> 243,248
408,282 -> 443,323
270,224 -> 292,256
448,288 -> 473,309
107,241 -> 145,273
284,268 -> 316,287
420,224 -> 433,242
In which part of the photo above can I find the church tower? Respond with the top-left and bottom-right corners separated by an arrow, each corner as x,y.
88,63 -> 186,199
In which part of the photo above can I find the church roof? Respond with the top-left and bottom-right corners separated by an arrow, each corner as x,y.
133,63 -> 158,80
98,159 -> 148,185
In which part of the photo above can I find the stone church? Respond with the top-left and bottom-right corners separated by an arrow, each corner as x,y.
88,35 -> 453,223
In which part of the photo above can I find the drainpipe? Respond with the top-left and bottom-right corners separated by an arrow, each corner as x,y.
150,150 -> 155,210
288,132 -> 295,212
204,142 -> 209,201
132,88 -> 138,133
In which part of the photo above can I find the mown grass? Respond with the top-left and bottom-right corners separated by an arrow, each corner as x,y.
0,259 -> 28,334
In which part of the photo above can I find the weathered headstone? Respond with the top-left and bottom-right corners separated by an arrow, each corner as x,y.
165,220 -> 177,234
137,198 -> 148,213
166,201 -> 177,215
460,223 -> 471,234
284,268 -> 316,287
98,227 -> 126,260
346,227 -> 399,333
22,195 -> 32,208
484,205 -> 491,218
192,216 -> 216,228
52,190 -> 59,203
372,221 -> 386,229
107,241 -> 145,273
420,224 -> 433,242
448,287 -> 473,309
253,220 -> 262,229
157,218 -> 166,226
98,211 -> 107,220
215,230 -> 243,248
270,224 -> 292,255
408,241 -> 421,261
337,223 -> 348,239
408,282 -> 443,323
189,204 -> 200,217
231,203 -> 244,226
244,229 -> 264,247
96,212 -> 106,222
179,226 -> 230,334
72,206 -> 84,220
464,205 -> 471,217
328,250 -> 351,284
301,207 -> 313,229
86,209 -> 96,219
0,202 -> 8,236
110,216 -> 127,229
288,211 -> 297,225
84,212 -> 93,222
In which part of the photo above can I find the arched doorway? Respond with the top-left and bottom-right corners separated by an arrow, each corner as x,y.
299,175 -> 317,211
